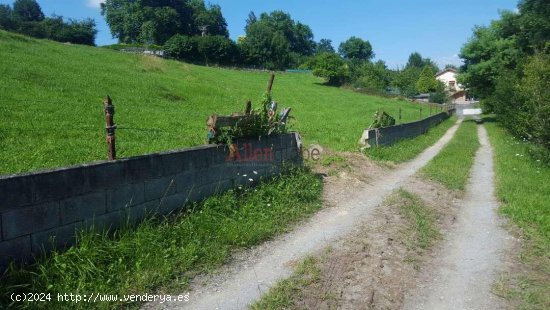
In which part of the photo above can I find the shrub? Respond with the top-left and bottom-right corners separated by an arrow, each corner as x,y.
309,52 -> 349,86
491,53 -> 550,149
196,35 -> 238,66
164,34 -> 198,61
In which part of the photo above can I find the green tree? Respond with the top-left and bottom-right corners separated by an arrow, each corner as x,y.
196,35 -> 237,65
316,38 -> 335,54
12,0 -> 44,22
517,0 -> 550,54
240,10 -> 315,69
101,0 -> 228,45
415,65 -> 438,93
406,52 -> 424,68
164,34 -> 198,61
460,0 -> 550,149
393,66 -> 421,97
189,0 -> 228,37
338,36 -> 374,61
310,53 -> 349,86
240,22 -> 290,70
354,60 -> 390,92
0,4 -> 13,29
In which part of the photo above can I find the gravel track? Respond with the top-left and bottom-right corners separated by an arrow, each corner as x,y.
144,119 -> 463,310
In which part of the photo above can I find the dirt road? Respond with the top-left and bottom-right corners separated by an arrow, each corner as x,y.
143,119 -> 462,310
403,124 -> 514,310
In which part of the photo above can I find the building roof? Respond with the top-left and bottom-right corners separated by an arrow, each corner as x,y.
435,67 -> 457,77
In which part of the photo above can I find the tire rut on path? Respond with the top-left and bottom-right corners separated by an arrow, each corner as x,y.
403,123 -> 514,310
144,119 -> 463,310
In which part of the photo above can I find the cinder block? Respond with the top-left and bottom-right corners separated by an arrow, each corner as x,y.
210,145 -> 229,165
274,150 -> 283,163
31,222 -> 82,255
0,235 -> 31,267
186,186 -> 210,203
161,151 -> 191,175
3,202 -> 60,240
144,176 -> 177,201
106,183 -> 145,212
202,167 -> 226,185
125,155 -> 155,182
159,193 -> 187,215
83,210 -> 123,232
148,154 -> 167,178
214,179 -> 233,194
125,200 -> 159,224
281,135 -> 293,148
0,175 -> 34,213
189,149 -> 212,170
32,167 -> 90,204
87,161 -> 127,190
60,191 -> 106,225
175,171 -> 201,193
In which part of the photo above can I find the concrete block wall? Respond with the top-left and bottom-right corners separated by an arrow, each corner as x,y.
0,133 -> 302,268
359,109 -> 455,147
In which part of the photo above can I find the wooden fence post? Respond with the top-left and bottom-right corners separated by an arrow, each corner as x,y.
420,107 -> 423,120
430,104 -> 432,116
245,100 -> 252,115
399,108 -> 402,124
104,95 -> 116,160
267,73 -> 275,93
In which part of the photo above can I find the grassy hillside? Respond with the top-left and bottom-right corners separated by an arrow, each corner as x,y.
0,30 -> 428,175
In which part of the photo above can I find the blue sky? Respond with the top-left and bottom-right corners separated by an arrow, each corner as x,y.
0,0 -> 519,68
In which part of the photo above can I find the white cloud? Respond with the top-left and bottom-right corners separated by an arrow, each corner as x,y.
86,0 -> 104,9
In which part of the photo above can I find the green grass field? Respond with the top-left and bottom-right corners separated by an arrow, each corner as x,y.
484,118 -> 549,308
421,120 -> 480,191
365,115 -> 457,163
0,30 -> 430,175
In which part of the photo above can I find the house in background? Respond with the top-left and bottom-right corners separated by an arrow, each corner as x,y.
435,67 -> 471,104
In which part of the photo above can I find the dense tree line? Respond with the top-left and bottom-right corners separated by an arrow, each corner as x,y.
0,0 -> 97,45
459,0 -> 550,152
1,0 -> 453,104
305,44 -> 448,103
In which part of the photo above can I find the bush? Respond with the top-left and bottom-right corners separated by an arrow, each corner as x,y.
428,82 -> 449,104
196,35 -> 238,66
491,53 -> 550,149
164,34 -> 198,61
309,52 -> 349,86
165,35 -> 238,66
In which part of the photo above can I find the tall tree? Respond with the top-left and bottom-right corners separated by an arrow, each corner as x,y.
240,10 -> 315,69
338,36 -> 374,61
12,0 -> 44,22
316,38 -> 335,54
415,65 -> 438,93
0,5 -> 13,29
101,0 -> 228,45
406,52 -> 424,68
460,0 -> 550,149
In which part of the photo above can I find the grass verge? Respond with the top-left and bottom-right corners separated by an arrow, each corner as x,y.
250,256 -> 322,310
0,168 -> 322,309
421,119 -> 479,190
395,189 -> 440,256
483,117 -> 549,309
364,115 -> 456,163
